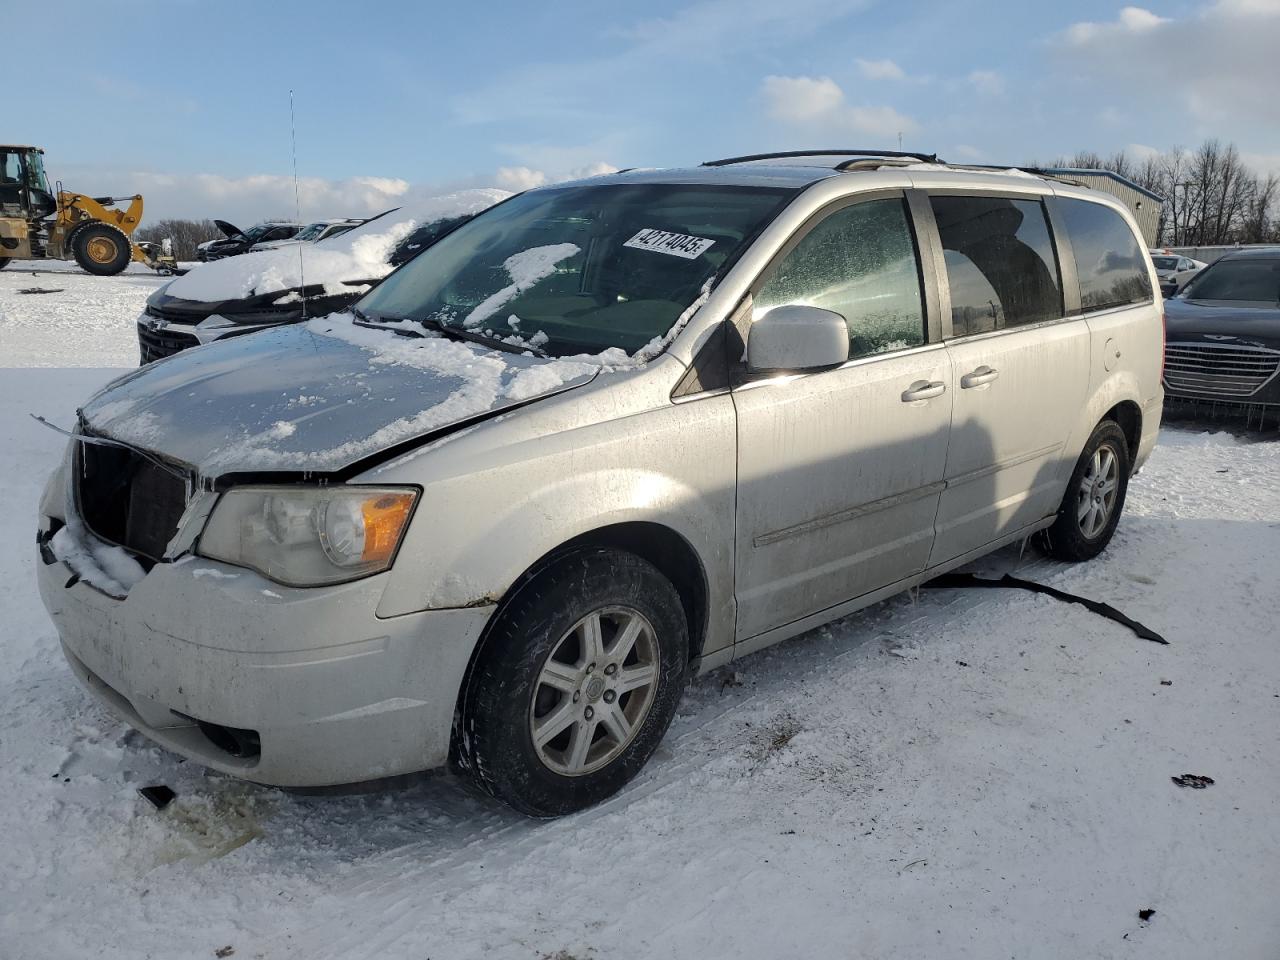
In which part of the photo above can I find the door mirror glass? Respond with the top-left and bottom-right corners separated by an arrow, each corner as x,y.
747,305 -> 850,373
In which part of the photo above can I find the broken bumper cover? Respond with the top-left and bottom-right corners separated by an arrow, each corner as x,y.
36,529 -> 492,787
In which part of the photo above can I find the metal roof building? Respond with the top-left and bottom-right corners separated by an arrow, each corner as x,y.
1040,168 -> 1165,246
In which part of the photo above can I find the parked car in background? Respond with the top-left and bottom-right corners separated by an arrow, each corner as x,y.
251,218 -> 364,252
136,190 -> 509,362
196,220 -> 304,261
1163,247 -> 1280,407
41,153 -> 1163,817
1150,251 -> 1207,296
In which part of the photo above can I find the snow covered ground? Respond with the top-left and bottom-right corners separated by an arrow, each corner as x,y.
0,259 -> 168,367
1,270 -> 1278,960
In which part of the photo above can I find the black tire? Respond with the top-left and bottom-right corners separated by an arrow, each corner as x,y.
0,256 -> 10,270
457,547 -> 689,817
71,223 -> 132,276
1039,420 -> 1131,562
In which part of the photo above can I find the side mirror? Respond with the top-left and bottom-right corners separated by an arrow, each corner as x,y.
746,304 -> 849,374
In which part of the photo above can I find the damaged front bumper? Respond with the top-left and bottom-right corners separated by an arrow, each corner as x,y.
35,466 -> 493,788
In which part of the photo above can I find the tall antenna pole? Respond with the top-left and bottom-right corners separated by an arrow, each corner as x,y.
290,89 -> 307,319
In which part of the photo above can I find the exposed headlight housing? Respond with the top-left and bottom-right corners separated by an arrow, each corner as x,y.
198,486 -> 418,586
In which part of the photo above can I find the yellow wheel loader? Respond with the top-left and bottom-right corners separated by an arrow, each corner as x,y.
0,144 -> 176,276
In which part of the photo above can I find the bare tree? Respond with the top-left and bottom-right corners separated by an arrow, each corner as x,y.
1049,141 -> 1279,246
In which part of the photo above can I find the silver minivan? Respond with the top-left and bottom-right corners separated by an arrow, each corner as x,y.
36,151 -> 1164,816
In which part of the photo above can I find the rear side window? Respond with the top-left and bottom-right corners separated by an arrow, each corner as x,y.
1055,198 -> 1152,312
756,197 -> 926,359
930,195 -> 1062,336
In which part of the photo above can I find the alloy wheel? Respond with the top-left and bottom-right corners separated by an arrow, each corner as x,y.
1076,443 -> 1120,539
529,606 -> 660,777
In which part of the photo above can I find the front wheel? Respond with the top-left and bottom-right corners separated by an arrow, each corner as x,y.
71,223 -> 132,276
1039,420 -> 1131,562
457,548 -> 689,817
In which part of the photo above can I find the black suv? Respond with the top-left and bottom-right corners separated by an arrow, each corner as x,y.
196,221 -> 303,261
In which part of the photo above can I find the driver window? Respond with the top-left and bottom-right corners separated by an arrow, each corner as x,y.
755,198 -> 926,360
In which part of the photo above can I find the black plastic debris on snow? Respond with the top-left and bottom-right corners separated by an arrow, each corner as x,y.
137,785 -> 177,809
923,572 -> 1168,645
1138,908 -> 1156,922
1171,774 -> 1215,789
17,287 -> 64,295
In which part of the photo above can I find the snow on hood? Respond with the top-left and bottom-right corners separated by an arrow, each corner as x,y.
166,189 -> 511,304
77,312 -> 622,477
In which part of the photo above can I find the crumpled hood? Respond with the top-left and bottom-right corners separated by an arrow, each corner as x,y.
79,315 -> 603,477
1164,298 -> 1280,347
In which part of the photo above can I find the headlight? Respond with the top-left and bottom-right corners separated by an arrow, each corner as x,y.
198,486 -> 418,586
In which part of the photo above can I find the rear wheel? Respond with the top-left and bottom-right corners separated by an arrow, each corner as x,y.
1039,420 -> 1131,562
457,547 -> 689,817
71,223 -> 132,276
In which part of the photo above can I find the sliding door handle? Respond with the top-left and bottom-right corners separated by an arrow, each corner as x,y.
901,380 -> 946,402
960,365 -> 1000,389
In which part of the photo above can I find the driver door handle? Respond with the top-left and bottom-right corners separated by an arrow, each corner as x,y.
901,380 -> 946,403
960,365 -> 1000,389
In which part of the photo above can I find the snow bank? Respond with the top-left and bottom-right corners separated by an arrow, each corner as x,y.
165,189 -> 511,303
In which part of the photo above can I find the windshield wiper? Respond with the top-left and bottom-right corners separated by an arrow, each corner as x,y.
416,315 -> 549,357
354,306 -> 547,357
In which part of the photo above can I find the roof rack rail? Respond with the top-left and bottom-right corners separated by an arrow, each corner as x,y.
702,149 -> 941,168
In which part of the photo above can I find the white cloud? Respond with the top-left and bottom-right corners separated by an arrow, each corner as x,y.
495,138 -> 624,179
967,70 -> 1005,96
457,0 -> 872,126
52,165 -> 507,224
761,75 -> 846,120
1204,0 -> 1280,15
1242,151 -> 1280,177
855,58 -> 905,80
1056,0 -> 1280,137
761,74 -> 917,138
495,167 -> 549,192
1063,6 -> 1170,44
1126,143 -> 1162,161
494,161 -> 619,193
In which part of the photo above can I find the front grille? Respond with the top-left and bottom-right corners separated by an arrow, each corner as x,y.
145,303 -> 203,324
138,323 -> 200,363
75,438 -> 189,562
1163,342 -> 1280,399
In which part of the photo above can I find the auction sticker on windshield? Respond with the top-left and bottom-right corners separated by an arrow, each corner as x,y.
623,228 -> 715,259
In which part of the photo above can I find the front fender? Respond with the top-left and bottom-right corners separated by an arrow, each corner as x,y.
366,388 -> 739,656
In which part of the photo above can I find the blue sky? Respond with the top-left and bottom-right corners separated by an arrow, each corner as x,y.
11,0 -> 1279,221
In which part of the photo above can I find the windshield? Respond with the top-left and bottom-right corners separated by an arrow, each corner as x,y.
291,222 -> 327,242
388,214 -> 474,267
243,223 -> 283,242
1181,258 -> 1280,302
24,150 -> 51,194
1152,256 -> 1178,270
356,183 -> 795,356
